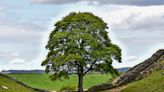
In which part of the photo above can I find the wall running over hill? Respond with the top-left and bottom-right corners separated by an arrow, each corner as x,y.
88,49 -> 164,92
115,49 -> 164,86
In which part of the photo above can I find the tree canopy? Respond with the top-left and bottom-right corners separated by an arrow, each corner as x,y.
42,12 -> 121,92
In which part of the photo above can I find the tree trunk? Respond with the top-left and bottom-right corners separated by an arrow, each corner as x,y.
78,73 -> 83,92
78,65 -> 84,92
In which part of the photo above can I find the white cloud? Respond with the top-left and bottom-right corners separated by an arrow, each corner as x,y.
32,0 -> 79,4
0,55 -> 45,70
106,6 -> 164,32
0,22 -> 46,44
0,52 -> 20,58
4,52 -> 46,70
125,56 -> 137,62
9,58 -> 25,64
0,33 -> 48,70
32,0 -> 164,6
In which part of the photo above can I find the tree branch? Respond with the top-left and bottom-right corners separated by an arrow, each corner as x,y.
83,59 -> 97,75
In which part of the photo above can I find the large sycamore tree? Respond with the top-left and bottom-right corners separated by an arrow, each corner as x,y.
42,12 -> 121,92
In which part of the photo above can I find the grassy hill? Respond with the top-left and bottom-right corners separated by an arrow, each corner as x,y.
121,70 -> 164,92
8,73 -> 112,91
0,73 -> 38,92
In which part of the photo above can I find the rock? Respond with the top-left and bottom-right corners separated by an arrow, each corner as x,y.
1,86 -> 8,90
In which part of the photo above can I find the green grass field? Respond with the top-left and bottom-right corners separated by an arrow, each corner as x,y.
0,74 -> 37,92
121,70 -> 164,92
8,73 -> 112,91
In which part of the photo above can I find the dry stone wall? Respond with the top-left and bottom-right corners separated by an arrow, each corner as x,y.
88,49 -> 164,92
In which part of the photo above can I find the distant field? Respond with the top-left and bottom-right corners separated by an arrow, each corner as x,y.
8,73 -> 112,91
121,70 -> 164,92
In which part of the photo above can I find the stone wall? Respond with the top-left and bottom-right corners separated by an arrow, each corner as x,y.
115,49 -> 164,86
88,49 -> 164,92
88,83 -> 114,92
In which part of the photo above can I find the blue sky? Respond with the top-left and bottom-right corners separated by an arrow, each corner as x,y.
0,0 -> 164,71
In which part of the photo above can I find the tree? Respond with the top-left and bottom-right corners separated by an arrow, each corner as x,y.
42,12 -> 121,92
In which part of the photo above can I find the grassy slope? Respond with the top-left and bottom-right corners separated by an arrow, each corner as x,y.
8,73 -> 112,91
121,70 -> 164,92
0,74 -> 37,92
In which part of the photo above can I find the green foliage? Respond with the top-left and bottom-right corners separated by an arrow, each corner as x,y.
8,73 -> 112,90
59,85 -> 76,92
121,70 -> 164,92
0,74 -> 37,92
42,12 -> 121,81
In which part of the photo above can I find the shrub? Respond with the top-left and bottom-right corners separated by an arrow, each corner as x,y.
59,85 -> 76,92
